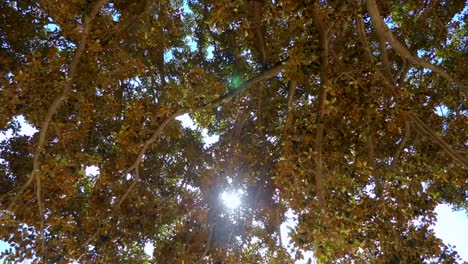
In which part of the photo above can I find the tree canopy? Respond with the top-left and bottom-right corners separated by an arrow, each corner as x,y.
1,0 -> 467,263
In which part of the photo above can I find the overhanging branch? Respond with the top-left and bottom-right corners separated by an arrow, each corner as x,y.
7,0 -> 109,256
366,0 -> 459,87
7,0 -> 109,212
114,59 -> 288,209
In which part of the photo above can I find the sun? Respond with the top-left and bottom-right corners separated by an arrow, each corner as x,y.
220,190 -> 243,210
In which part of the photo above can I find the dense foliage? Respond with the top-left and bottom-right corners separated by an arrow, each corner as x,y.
1,0 -> 467,263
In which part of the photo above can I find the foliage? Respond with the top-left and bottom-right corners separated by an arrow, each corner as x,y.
0,0 -> 467,263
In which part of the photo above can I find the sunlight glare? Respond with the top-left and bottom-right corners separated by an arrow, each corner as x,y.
221,190 -> 242,210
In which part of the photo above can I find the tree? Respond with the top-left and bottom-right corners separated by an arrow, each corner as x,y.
0,0 -> 467,262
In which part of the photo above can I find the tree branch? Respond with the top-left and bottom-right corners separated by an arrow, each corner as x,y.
202,224 -> 214,259
253,0 -> 267,67
391,116 -> 410,167
311,3 -> 329,208
36,170 -> 45,258
75,61 -> 288,256
356,16 -> 372,62
366,0 -> 459,87
7,0 -> 109,257
408,112 -> 468,168
356,15 -> 399,97
394,58 -> 409,86
364,109 -> 383,197
283,79 -> 297,136
116,165 -> 140,209
357,16 -> 466,170
114,60 -> 288,208
374,18 -> 393,82
7,0 -> 108,211
357,18 -> 467,169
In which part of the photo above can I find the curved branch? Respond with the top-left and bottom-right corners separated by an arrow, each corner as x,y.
394,58 -> 409,86
116,166 -> 140,209
192,60 -> 287,112
115,60 -> 288,208
6,1 -> 109,257
356,16 -> 399,97
7,0 -> 109,212
366,0 -> 458,86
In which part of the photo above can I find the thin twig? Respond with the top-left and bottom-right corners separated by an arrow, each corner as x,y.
365,111 -> 382,197
394,58 -> 408,85
391,117 -> 410,167
282,79 -> 297,138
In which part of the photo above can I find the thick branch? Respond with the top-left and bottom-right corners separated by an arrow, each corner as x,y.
287,80 -> 297,114
202,225 -> 214,259
356,16 -> 399,97
366,0 -> 457,86
311,3 -> 329,208
253,0 -> 267,66
374,20 -> 393,82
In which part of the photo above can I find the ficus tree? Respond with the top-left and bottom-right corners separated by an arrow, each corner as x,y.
0,0 -> 467,263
